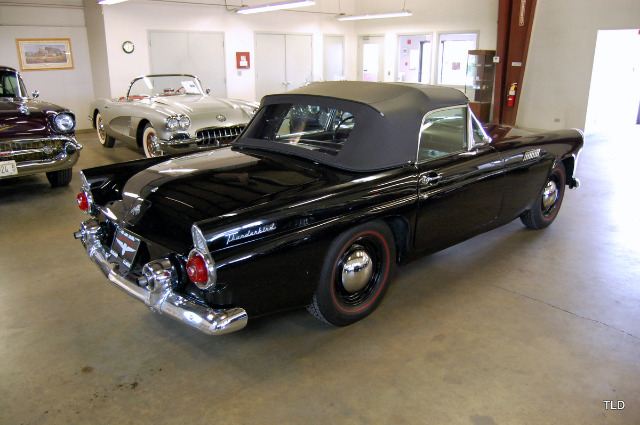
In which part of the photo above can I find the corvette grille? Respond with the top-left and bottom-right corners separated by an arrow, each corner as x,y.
0,138 -> 66,163
196,125 -> 245,147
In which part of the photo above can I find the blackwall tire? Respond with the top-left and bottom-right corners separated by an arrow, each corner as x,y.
308,221 -> 396,326
521,162 -> 566,230
46,168 -> 72,187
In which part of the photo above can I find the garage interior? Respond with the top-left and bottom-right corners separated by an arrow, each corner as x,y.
1,0 -> 639,424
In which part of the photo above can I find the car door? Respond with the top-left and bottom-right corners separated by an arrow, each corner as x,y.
414,106 -> 505,253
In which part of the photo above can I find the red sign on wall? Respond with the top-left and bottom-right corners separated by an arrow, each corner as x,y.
236,52 -> 250,69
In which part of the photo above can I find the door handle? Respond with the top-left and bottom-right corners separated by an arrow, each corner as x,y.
420,172 -> 442,186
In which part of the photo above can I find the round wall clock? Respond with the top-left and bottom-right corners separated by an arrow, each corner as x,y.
122,41 -> 134,54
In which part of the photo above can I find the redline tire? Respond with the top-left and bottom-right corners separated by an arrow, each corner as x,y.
308,221 -> 396,326
521,162 -> 566,230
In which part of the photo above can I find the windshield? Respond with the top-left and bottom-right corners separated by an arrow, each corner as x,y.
0,70 -> 27,98
127,75 -> 205,98
246,103 -> 355,156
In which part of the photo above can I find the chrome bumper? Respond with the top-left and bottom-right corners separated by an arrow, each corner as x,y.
74,220 -> 247,335
1,136 -> 82,178
155,137 -> 226,155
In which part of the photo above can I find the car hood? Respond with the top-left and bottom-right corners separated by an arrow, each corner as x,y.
0,98 -> 61,138
147,95 -> 257,123
114,147 -> 331,252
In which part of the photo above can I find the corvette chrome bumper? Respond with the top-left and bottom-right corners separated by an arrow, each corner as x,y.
74,220 -> 247,335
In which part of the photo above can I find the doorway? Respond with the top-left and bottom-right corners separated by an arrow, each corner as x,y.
397,34 -> 432,83
358,36 -> 384,82
324,35 -> 345,81
255,33 -> 313,100
585,29 -> 640,134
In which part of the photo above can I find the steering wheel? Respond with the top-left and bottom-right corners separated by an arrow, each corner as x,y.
332,115 -> 355,142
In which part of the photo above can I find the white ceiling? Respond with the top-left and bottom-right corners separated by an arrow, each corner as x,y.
0,0 -> 358,14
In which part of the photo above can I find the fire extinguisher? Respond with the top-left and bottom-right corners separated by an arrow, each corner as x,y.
507,83 -> 518,107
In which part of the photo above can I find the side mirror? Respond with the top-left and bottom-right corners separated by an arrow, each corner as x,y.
32,90 -> 39,99
205,88 -> 211,95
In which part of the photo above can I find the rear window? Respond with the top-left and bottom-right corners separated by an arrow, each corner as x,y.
246,103 -> 355,156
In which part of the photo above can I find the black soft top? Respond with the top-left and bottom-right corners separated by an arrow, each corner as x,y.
235,81 -> 469,171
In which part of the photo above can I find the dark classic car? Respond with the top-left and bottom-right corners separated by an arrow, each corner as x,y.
90,74 -> 258,158
74,81 -> 583,335
1,66 -> 81,186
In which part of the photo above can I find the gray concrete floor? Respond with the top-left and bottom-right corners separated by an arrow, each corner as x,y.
1,127 -> 639,425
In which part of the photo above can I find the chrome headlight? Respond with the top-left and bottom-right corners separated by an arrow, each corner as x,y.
178,115 -> 190,129
53,112 -> 75,133
165,115 -> 190,131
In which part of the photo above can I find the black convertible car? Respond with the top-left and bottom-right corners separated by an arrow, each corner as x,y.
74,81 -> 583,335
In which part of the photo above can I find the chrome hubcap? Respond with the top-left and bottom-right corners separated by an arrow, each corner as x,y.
341,245 -> 373,293
542,180 -> 558,210
97,118 -> 105,141
146,132 -> 161,156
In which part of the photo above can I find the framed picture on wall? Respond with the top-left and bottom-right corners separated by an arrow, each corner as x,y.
16,38 -> 74,71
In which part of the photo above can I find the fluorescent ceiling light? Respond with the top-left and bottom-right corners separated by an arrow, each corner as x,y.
337,10 -> 412,21
98,0 -> 128,4
236,0 -> 315,14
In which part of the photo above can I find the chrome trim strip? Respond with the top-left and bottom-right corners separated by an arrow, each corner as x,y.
75,220 -> 247,335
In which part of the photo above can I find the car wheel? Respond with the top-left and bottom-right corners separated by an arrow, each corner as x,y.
521,162 -> 566,229
46,168 -> 72,187
142,123 -> 162,158
308,221 -> 396,326
95,112 -> 115,148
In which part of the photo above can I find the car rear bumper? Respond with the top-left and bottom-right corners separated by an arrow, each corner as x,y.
74,219 -> 248,335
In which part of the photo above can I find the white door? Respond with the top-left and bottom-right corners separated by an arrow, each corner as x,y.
149,30 -> 226,97
255,33 -> 313,100
286,34 -> 313,90
255,34 -> 287,99
358,36 -> 384,82
188,33 -> 226,97
149,31 -> 189,74
324,35 -> 345,81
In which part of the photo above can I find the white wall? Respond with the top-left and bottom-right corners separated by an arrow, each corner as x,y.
350,0 -> 499,83
8,0 -> 636,133
99,1 -> 356,102
0,3 -> 94,130
518,0 -> 640,131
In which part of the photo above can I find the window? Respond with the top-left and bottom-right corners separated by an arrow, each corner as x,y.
127,75 -> 205,98
437,33 -> 478,85
0,71 -> 26,98
248,104 -> 355,156
397,35 -> 432,83
471,111 -> 491,145
418,107 -> 467,162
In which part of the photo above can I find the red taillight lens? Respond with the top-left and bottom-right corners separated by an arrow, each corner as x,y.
77,192 -> 89,211
187,254 -> 208,284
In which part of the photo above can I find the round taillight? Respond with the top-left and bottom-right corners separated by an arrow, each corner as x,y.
187,254 -> 208,284
77,192 -> 89,211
